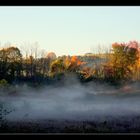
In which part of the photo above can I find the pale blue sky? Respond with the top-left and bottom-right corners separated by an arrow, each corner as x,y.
0,6 -> 140,56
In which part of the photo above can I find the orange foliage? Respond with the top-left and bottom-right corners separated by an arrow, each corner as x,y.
64,56 -> 85,72
71,56 -> 77,62
72,56 -> 86,65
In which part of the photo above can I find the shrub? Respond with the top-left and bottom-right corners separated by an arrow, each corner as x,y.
0,79 -> 9,87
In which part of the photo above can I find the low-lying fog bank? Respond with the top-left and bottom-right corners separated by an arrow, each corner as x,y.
0,76 -> 140,124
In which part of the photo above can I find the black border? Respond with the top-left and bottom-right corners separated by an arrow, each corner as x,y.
0,0 -> 140,137
0,0 -> 140,6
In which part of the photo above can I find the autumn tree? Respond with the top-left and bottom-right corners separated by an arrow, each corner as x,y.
50,58 -> 65,77
64,56 -> 84,73
49,55 -> 85,79
105,41 -> 140,81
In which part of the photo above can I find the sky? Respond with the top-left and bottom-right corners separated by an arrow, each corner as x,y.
0,6 -> 140,56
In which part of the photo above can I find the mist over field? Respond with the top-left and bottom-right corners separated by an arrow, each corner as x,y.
0,75 -> 140,125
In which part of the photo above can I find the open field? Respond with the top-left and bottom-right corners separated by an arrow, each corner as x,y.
1,83 -> 140,133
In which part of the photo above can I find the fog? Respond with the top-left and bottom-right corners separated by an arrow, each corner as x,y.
1,75 -> 140,123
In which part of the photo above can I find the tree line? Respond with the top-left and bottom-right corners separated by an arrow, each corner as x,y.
0,41 -> 140,87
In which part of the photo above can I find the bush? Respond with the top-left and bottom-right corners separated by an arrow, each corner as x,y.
0,79 -> 9,88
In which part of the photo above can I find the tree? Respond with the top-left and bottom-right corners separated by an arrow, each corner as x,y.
64,56 -> 84,72
0,48 -> 8,79
0,47 -> 22,81
50,58 -> 65,76
6,47 -> 22,81
49,55 -> 85,80
105,41 -> 140,81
